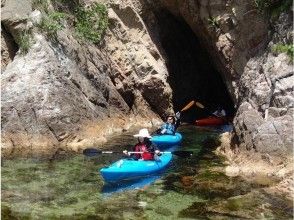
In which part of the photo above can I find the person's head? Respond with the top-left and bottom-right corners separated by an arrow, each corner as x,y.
137,137 -> 151,143
166,115 -> 175,124
133,128 -> 151,143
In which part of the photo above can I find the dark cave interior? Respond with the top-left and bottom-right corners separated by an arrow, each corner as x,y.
153,10 -> 235,123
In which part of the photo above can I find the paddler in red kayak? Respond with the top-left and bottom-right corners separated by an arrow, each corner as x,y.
123,128 -> 161,160
212,107 -> 226,117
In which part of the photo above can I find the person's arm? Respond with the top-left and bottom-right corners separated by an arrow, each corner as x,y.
161,123 -> 167,134
165,127 -> 175,135
149,143 -> 161,155
123,146 -> 134,156
175,120 -> 180,131
174,112 -> 181,131
127,145 -> 137,156
212,111 -> 218,117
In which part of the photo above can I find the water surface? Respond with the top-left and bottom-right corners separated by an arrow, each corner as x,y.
2,125 -> 292,219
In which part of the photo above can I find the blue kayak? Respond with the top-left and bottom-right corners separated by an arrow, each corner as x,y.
100,153 -> 172,183
151,132 -> 182,148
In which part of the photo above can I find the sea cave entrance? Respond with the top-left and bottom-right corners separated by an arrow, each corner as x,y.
151,10 -> 235,122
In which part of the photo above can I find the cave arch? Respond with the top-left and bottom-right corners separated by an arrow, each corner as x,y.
149,9 -> 235,122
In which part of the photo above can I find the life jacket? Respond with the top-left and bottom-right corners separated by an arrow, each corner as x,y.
142,152 -> 154,160
161,123 -> 176,135
133,143 -> 154,160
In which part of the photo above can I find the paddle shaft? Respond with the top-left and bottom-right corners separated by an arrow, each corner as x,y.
152,101 -> 194,135
180,100 -> 205,112
126,151 -> 171,154
180,101 -> 195,112
97,151 -> 171,154
196,103 -> 228,118
100,151 -> 120,154
152,100 -> 201,135
195,101 -> 205,109
124,150 -> 192,157
83,148 -> 192,158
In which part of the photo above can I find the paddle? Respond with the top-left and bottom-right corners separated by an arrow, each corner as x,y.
191,101 -> 223,117
151,100 -> 196,135
150,100 -> 205,135
195,101 -> 205,109
180,100 -> 195,112
83,148 -> 193,158
195,102 -> 230,123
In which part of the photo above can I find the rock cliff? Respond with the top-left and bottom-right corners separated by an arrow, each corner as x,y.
1,0 -> 172,157
146,0 -> 293,156
1,0 -> 293,158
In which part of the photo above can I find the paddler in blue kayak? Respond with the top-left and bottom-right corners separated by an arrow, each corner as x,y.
123,128 -> 161,160
158,111 -> 181,135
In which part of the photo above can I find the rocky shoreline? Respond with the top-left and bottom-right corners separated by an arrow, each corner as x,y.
1,117 -> 162,159
1,0 -> 292,169
216,132 -> 293,201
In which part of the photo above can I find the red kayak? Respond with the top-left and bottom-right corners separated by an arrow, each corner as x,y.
195,116 -> 227,126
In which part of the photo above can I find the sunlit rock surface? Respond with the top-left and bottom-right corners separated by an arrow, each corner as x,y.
1,0 -> 170,157
1,0 -> 293,157
148,0 -> 293,156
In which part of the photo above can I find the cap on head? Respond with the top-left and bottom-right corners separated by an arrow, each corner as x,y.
133,128 -> 151,138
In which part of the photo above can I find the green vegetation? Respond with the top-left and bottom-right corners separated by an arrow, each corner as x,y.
208,16 -> 220,30
34,0 -> 108,44
226,198 -> 243,211
253,0 -> 293,18
39,11 -> 68,38
74,3 -> 108,43
270,0 -> 293,19
254,0 -> 271,12
16,31 -> 33,54
272,43 -> 294,60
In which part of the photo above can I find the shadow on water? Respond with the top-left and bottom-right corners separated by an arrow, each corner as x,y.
1,125 -> 293,219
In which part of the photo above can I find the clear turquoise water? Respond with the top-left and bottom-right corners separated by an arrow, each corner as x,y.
2,125 -> 293,219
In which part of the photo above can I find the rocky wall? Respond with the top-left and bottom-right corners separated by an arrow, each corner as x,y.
146,0 -> 293,156
1,0 -> 293,158
1,0 -> 172,157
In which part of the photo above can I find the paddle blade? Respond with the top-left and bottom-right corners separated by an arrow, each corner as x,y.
83,148 -> 102,157
195,101 -> 205,109
181,101 -> 195,112
172,150 -> 193,158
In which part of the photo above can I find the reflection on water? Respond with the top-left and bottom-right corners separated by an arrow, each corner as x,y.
2,125 -> 293,219
102,175 -> 161,196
